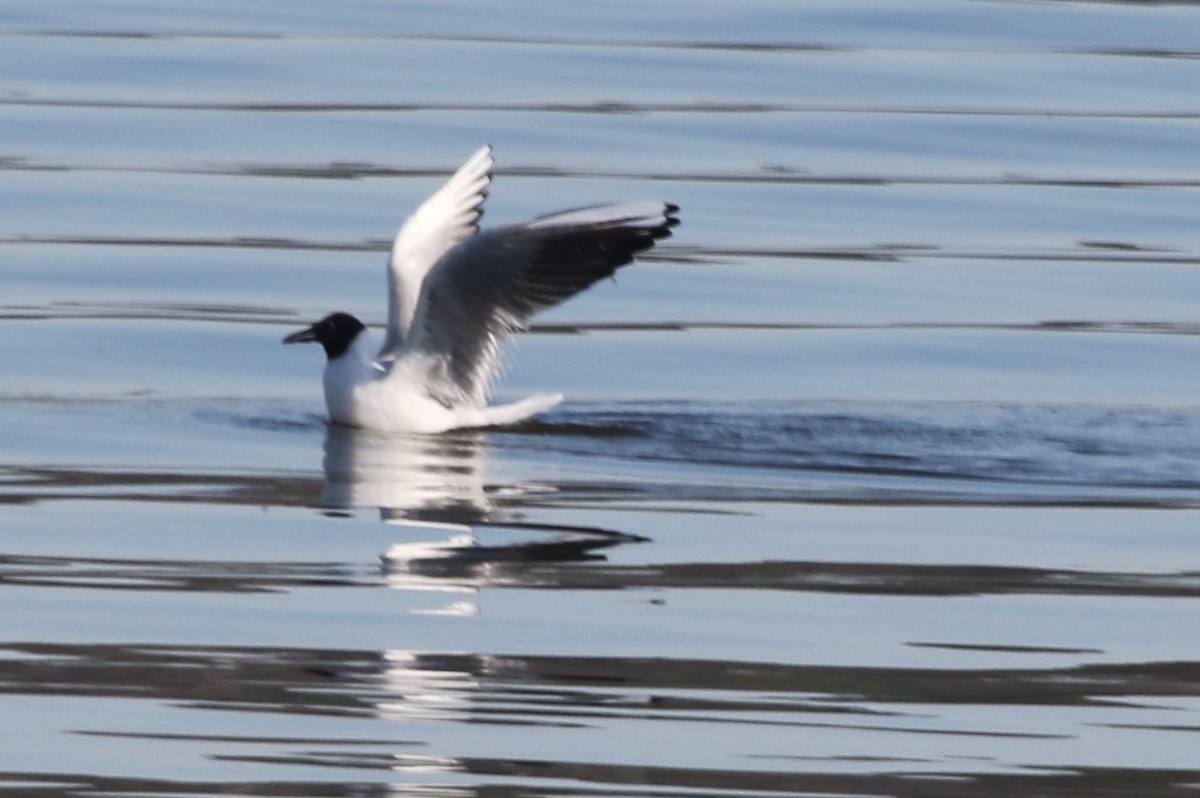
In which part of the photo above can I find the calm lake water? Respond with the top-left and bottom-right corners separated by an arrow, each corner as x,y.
2,1 -> 1200,796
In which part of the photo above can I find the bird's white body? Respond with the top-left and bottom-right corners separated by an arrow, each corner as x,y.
322,329 -> 561,432
286,145 -> 678,433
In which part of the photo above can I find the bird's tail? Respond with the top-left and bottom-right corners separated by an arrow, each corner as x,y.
480,392 -> 564,427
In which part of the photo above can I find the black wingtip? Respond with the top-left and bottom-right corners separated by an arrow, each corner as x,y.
647,203 -> 681,241
663,202 -> 681,231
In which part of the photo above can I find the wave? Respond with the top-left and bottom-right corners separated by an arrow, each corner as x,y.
502,400 -> 1200,505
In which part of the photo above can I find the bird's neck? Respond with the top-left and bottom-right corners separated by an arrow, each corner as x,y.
322,332 -> 380,418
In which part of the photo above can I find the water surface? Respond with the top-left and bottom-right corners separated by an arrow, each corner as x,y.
2,1 -> 1199,796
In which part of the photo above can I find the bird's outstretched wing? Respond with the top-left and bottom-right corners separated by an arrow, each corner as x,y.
402,201 -> 680,405
379,145 -> 494,360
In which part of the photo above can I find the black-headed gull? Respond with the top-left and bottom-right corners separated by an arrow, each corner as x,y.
284,146 -> 679,433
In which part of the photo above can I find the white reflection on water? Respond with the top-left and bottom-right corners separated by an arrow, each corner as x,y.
377,650 -> 483,723
321,424 -> 491,526
320,423 -> 646,597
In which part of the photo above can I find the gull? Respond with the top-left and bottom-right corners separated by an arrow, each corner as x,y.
284,145 -> 679,433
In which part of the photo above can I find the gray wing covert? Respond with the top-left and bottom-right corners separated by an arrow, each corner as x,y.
407,202 -> 680,405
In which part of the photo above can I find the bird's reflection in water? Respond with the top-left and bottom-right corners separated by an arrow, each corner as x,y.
320,424 -> 645,596
322,423 -> 492,527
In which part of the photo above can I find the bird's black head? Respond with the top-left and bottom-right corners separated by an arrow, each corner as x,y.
282,312 -> 366,360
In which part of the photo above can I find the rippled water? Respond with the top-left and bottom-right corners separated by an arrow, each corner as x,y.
2,2 -> 1200,796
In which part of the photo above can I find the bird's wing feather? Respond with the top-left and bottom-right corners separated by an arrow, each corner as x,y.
379,145 -> 493,360
403,201 -> 679,405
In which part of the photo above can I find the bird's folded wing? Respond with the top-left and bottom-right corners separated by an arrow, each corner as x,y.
380,145 -> 494,359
